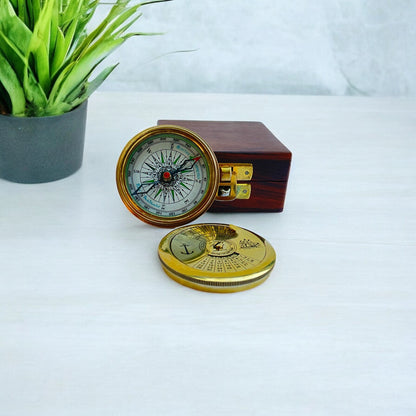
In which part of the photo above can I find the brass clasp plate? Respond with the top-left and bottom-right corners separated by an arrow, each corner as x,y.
217,163 -> 253,201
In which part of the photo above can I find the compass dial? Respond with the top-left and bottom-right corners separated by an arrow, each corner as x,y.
116,126 -> 219,227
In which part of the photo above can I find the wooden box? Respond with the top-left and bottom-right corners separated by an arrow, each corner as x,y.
157,120 -> 291,212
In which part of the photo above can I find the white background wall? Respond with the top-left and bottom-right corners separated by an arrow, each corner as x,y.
99,0 -> 416,96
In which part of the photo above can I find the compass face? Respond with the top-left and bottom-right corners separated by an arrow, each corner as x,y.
116,126 -> 219,227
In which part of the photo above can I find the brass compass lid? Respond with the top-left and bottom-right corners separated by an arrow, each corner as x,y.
158,223 -> 276,293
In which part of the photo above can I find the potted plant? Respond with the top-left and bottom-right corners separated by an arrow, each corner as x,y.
0,0 -> 169,183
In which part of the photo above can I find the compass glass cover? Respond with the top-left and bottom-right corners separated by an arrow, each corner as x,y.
117,126 -> 219,227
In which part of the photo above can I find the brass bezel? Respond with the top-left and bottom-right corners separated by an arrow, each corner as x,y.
158,223 -> 276,293
116,125 -> 220,228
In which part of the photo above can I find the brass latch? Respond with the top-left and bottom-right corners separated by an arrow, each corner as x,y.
216,163 -> 253,201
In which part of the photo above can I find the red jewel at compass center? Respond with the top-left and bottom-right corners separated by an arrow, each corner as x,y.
162,171 -> 172,182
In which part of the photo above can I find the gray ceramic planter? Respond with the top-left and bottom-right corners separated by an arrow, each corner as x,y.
0,102 -> 87,184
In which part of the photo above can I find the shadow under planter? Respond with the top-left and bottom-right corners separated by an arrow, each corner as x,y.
0,102 -> 88,184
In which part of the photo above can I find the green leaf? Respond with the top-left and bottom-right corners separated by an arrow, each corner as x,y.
0,28 -> 47,113
50,27 -> 66,77
67,63 -> 119,105
46,63 -> 118,115
47,60 -> 76,105
61,0 -> 94,31
48,0 -> 59,61
52,1 -> 91,76
0,31 -> 30,88
70,0 -> 132,61
0,0 -> 32,79
49,36 -> 125,105
16,0 -> 29,24
99,4 -> 143,40
0,50 -> 26,115
30,0 -> 42,29
22,71 -> 48,116
27,0 -> 55,93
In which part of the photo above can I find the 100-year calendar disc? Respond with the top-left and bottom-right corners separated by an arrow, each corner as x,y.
158,223 -> 276,293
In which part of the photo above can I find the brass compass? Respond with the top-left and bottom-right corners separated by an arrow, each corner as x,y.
116,125 -> 252,227
158,223 -> 276,293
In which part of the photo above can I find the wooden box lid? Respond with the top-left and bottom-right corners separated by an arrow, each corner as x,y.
157,120 -> 291,183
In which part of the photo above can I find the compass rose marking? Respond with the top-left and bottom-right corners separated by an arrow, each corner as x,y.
124,132 -> 213,220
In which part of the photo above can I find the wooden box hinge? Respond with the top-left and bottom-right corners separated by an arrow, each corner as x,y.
216,163 -> 253,201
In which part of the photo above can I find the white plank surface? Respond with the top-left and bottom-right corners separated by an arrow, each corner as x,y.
1,92 -> 415,415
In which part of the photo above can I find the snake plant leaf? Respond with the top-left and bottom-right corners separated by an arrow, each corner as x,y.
0,28 -> 47,112
30,0 -> 42,30
16,0 -> 29,23
0,0 -> 32,79
50,27 -> 66,78
65,63 -> 119,106
67,0 -> 100,52
48,0 -> 59,61
99,5 -> 144,39
0,51 -> 26,115
33,43 -> 50,93
46,60 -> 76,106
22,71 -> 48,116
44,63 -> 118,116
51,14 -> 82,79
0,31 -> 29,89
52,1 -> 90,74
60,0 -> 84,30
60,0 -> 92,45
27,0 -> 54,93
70,0 -> 135,61
13,0 -> 40,28
61,0 -> 96,32
49,36 -> 125,105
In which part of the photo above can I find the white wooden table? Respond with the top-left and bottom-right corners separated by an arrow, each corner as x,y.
1,92 -> 415,415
